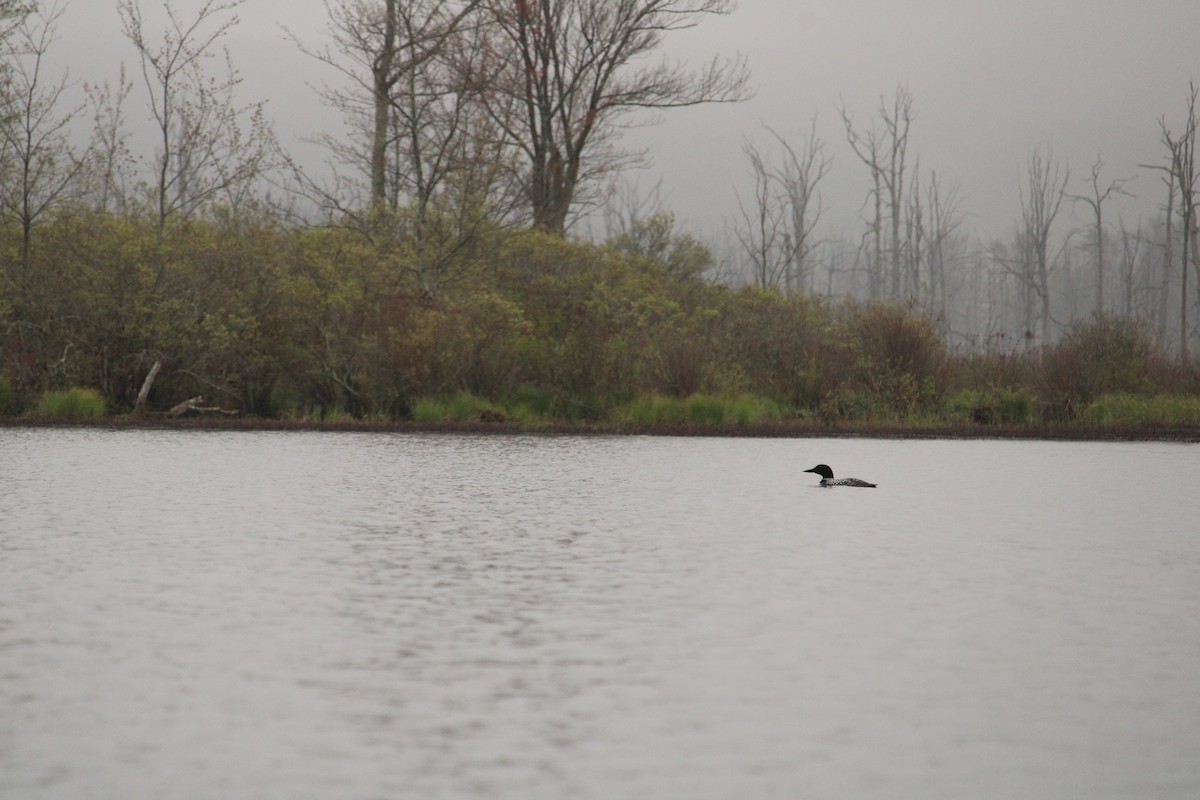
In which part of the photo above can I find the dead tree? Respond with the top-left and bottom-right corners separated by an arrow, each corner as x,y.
766,118 -> 831,294
1067,156 -> 1133,315
734,139 -> 792,289
839,85 -> 914,300
1159,84 -> 1199,360
1019,146 -> 1069,345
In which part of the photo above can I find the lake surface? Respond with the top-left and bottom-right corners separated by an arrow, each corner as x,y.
2,428 -> 1198,799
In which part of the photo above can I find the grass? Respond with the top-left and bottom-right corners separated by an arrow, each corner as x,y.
944,387 -> 1037,424
614,392 -> 787,426
37,387 -> 107,418
411,392 -> 503,423
1082,393 -> 1200,427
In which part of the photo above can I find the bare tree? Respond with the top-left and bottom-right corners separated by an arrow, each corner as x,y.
1067,156 -> 1133,314
1116,217 -> 1145,318
0,2 -> 86,273
600,176 -> 665,241
477,0 -> 751,234
767,118 -> 830,294
840,85 -> 913,299
1018,146 -> 1069,345
293,0 -> 482,216
1158,83 -> 1199,359
920,170 -> 963,331
734,138 -> 791,289
82,64 -> 136,215
119,0 -> 277,229
1141,154 -> 1178,349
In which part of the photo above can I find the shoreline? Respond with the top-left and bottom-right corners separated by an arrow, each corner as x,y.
5,415 -> 1199,443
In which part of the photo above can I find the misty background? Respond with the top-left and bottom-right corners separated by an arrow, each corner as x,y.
27,0 -> 1200,352
50,1 -> 1196,234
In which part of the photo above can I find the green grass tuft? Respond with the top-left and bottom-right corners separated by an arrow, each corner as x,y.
37,387 -> 107,418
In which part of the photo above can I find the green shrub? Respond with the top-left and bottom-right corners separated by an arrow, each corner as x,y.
37,387 -> 107,418
0,376 -> 11,415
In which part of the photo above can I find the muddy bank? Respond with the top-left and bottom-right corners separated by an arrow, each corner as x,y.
5,415 -> 1199,442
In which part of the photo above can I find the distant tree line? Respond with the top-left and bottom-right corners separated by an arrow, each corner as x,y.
0,1 -> 1197,423
729,84 -> 1200,359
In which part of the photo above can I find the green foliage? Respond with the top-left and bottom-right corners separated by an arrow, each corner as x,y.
1082,394 -> 1200,426
2,210 -> 1199,431
607,212 -> 714,282
411,392 -> 502,423
37,387 -> 106,418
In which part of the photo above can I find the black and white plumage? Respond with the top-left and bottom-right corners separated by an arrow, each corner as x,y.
804,464 -> 877,488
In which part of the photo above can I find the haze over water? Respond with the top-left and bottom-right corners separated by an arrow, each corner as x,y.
2,429 -> 1197,798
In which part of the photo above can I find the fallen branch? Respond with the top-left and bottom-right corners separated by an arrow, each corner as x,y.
165,395 -> 239,418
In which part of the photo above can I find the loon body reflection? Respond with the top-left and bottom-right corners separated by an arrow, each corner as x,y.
804,464 -> 877,488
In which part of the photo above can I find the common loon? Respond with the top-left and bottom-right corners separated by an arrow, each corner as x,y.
804,464 -> 877,488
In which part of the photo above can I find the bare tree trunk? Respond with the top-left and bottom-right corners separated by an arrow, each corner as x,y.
1068,157 -> 1132,316
1019,147 -> 1068,346
131,360 -> 161,417
1161,83 -> 1199,360
1160,169 -> 1176,349
840,86 -> 913,301
371,0 -> 399,212
766,119 -> 830,295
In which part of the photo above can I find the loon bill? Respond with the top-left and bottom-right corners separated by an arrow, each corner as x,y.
804,464 -> 877,488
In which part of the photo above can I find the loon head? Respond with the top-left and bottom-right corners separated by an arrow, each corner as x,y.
804,464 -> 835,481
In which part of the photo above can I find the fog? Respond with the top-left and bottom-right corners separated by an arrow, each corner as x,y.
49,1 -> 1197,243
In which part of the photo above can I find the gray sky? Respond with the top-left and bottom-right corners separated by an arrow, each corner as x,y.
52,1 -> 1200,242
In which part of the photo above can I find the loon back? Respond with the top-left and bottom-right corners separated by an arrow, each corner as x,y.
804,463 -> 877,488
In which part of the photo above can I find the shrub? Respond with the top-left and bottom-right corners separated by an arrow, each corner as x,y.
1040,314 -> 1158,415
839,302 -> 950,414
713,288 -> 831,409
37,387 -> 106,418
0,376 -> 11,415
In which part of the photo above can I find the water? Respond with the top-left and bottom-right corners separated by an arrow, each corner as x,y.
2,428 -> 1198,799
